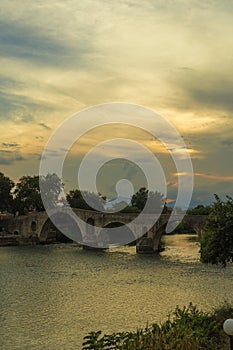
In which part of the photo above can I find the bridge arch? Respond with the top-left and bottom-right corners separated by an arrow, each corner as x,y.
99,221 -> 136,246
31,221 -> 37,231
39,212 -> 83,244
151,216 -> 204,252
87,217 -> 95,235
142,226 -> 148,237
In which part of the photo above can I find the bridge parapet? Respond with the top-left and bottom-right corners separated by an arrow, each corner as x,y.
3,210 -> 208,252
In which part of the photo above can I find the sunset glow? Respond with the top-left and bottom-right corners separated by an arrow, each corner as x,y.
0,0 -> 232,206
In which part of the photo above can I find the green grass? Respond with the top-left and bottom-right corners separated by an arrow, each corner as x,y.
82,302 -> 233,350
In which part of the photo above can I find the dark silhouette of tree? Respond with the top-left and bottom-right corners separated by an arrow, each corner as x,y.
0,172 -> 14,212
39,173 -> 63,210
200,195 -> 233,266
131,187 -> 165,213
66,189 -> 105,211
188,204 -> 211,215
120,205 -> 140,213
13,175 -> 43,214
131,187 -> 149,211
13,173 -> 62,214
162,202 -> 172,214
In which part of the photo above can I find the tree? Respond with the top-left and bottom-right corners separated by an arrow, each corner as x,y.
39,173 -> 63,210
188,204 -> 211,215
120,205 -> 140,213
0,172 -> 14,212
13,175 -> 43,214
131,187 -> 148,210
162,202 -> 172,214
131,187 -> 165,213
66,189 -> 105,211
13,173 -> 62,214
200,195 -> 233,266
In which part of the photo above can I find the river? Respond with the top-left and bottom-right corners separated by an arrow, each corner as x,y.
0,234 -> 233,349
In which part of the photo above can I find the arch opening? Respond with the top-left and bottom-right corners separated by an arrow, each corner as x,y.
142,226 -> 148,238
87,217 -> 95,235
31,221 -> 37,231
40,213 -> 82,244
99,222 -> 136,246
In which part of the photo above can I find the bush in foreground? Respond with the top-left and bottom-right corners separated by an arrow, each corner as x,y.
200,195 -> 233,266
82,303 -> 233,350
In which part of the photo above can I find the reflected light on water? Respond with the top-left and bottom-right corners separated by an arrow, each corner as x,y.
0,234 -> 232,349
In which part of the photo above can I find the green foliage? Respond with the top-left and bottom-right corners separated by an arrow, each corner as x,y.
162,203 -> 172,214
13,173 -> 62,214
13,175 -> 43,214
210,301 -> 233,326
200,194 -> 233,266
187,205 -> 211,215
39,173 -> 63,210
120,206 -> 140,213
82,303 -> 231,350
131,187 -> 148,210
66,189 -> 105,211
131,187 -> 164,213
0,172 -> 14,212
173,221 -> 195,234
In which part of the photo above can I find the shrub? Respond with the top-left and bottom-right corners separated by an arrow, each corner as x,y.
82,303 -> 232,349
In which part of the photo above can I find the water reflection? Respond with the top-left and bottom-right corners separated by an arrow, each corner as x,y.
0,235 -> 232,349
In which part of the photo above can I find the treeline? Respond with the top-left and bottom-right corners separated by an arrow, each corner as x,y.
0,172 -> 166,215
1,172 -> 233,266
0,172 -> 62,215
0,171 -> 212,216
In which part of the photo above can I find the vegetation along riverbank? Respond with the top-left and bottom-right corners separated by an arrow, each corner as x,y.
82,303 -> 233,350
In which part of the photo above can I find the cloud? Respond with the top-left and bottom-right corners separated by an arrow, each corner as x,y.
38,122 -> 51,130
221,139 -> 233,147
189,83 -> 233,112
2,142 -> 19,148
0,19 -> 77,66
0,149 -> 25,165
0,0 -> 232,203
19,114 -> 35,123
195,173 -> 233,182
167,65 -> 233,117
0,90 -> 20,118
0,89 -> 41,121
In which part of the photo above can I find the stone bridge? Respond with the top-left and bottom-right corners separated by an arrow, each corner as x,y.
1,209 -> 207,253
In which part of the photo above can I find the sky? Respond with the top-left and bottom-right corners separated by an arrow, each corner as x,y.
0,0 -> 232,207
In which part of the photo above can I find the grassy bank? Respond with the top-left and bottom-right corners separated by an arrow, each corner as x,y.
82,303 -> 233,350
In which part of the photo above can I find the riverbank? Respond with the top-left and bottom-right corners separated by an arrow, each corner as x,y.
1,236 -> 233,349
0,233 -> 19,246
0,233 -> 40,246
82,303 -> 233,349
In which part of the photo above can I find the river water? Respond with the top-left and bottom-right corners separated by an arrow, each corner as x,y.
0,234 -> 233,349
